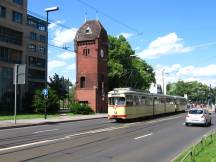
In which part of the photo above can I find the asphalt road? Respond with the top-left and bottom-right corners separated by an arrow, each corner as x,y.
0,113 -> 215,162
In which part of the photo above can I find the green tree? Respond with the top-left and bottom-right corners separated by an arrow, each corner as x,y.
32,89 -> 59,114
108,35 -> 155,91
167,81 -> 210,103
48,74 -> 70,102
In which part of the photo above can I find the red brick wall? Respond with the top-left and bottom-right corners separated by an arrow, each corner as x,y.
75,89 -> 97,112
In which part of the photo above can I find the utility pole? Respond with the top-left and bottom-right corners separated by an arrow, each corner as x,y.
162,69 -> 165,95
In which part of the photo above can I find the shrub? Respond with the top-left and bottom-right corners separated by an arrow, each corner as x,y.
68,102 -> 94,114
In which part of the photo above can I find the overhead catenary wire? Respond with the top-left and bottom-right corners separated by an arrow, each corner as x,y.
75,0 -> 143,36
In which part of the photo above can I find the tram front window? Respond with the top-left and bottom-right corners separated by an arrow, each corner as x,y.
109,97 -> 126,106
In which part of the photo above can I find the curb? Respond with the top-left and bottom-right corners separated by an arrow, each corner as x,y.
0,116 -> 107,130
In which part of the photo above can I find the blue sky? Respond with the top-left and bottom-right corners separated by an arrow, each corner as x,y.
28,0 -> 216,87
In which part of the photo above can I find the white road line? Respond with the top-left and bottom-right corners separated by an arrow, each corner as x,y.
0,137 -> 65,152
134,133 -> 153,140
32,129 -> 59,134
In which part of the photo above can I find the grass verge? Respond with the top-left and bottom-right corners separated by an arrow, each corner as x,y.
174,132 -> 216,162
0,113 -> 75,121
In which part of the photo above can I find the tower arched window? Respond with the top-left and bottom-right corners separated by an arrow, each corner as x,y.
80,76 -> 85,88
83,48 -> 90,56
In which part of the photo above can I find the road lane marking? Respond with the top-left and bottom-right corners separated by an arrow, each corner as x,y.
32,129 -> 59,134
0,114 -> 184,152
134,133 -> 153,140
0,137 -> 65,152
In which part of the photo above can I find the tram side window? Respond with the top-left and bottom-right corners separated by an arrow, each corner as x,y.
179,99 -> 186,105
160,97 -> 166,104
134,95 -> 139,105
154,97 -> 160,105
140,96 -> 145,105
145,96 -> 152,105
126,95 -> 133,106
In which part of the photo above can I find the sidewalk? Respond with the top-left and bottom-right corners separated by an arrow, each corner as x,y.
0,113 -> 107,130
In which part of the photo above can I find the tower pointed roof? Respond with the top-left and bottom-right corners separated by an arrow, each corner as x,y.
74,20 -> 107,42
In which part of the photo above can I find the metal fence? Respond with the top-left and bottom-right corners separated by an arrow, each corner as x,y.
181,131 -> 216,162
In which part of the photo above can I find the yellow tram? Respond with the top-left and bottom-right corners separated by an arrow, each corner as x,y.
108,88 -> 187,120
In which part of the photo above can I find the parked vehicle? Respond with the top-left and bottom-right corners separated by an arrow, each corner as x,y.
185,108 -> 212,126
108,88 -> 187,121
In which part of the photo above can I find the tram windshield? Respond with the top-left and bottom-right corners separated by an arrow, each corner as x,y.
108,97 -> 126,106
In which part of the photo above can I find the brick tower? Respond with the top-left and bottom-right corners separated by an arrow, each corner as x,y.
74,20 -> 108,113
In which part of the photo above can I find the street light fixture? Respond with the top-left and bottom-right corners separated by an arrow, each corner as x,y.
44,6 -> 59,119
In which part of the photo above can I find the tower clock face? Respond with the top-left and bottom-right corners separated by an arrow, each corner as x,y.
100,49 -> 104,58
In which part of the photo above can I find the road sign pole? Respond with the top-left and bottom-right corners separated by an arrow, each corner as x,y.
45,99 -> 47,119
42,89 -> 48,119
14,64 -> 18,124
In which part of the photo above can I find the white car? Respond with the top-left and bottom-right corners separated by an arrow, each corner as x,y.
185,108 -> 212,126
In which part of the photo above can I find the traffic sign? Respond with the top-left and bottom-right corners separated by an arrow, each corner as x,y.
42,89 -> 48,96
13,64 -> 26,85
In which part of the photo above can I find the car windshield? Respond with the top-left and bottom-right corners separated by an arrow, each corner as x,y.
189,109 -> 203,114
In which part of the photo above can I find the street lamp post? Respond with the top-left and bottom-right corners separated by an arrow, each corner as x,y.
44,6 -> 59,119
162,69 -> 165,95
162,69 -> 170,95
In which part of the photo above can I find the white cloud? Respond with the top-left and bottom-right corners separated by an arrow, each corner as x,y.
52,27 -> 77,46
48,60 -> 67,72
154,64 -> 216,88
134,46 -> 141,51
57,52 -> 75,60
177,64 -> 216,77
66,63 -> 76,70
119,32 -> 134,39
137,33 -> 193,59
48,20 -> 65,30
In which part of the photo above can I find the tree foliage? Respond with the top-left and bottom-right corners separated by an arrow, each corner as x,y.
48,74 -> 71,100
167,80 -> 215,104
108,35 -> 155,91
32,89 -> 59,114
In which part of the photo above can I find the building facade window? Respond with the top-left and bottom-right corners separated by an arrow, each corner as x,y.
12,11 -> 23,24
28,82 -> 44,91
38,46 -> 46,54
0,5 -> 6,18
13,0 -> 23,5
83,48 -> 90,56
37,24 -> 46,31
80,77 -> 85,88
39,35 -> 46,43
0,26 -> 22,45
29,56 -> 45,68
27,19 -> 37,28
28,69 -> 45,80
0,47 -> 22,63
28,44 -> 36,52
0,67 -> 14,112
30,32 -> 37,40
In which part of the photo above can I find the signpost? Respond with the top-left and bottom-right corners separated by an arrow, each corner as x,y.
14,64 -> 26,124
42,88 -> 48,119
